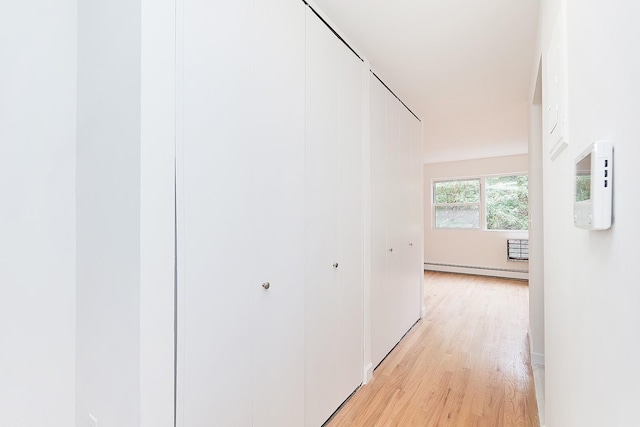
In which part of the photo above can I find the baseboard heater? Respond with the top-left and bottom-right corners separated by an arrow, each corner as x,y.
424,262 -> 529,274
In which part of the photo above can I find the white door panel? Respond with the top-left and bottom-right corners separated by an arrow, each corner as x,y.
410,115 -> 424,317
397,107 -> 421,335
252,1 -> 306,426
178,0 -> 254,426
370,76 -> 421,368
384,90 -> 404,352
305,9 -> 341,427
179,2 -> 309,426
370,76 -> 391,367
336,40 -> 364,399
305,8 -> 364,426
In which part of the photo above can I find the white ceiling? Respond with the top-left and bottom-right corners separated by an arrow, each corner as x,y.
312,0 -> 541,164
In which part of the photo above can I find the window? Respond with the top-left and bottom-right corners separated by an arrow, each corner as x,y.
433,179 -> 481,229
433,175 -> 528,230
486,175 -> 529,230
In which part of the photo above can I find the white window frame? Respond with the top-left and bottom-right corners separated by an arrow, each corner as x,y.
432,173 -> 529,231
484,174 -> 529,232
432,178 -> 484,230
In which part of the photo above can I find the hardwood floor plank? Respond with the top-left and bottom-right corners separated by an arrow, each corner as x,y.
325,271 -> 539,427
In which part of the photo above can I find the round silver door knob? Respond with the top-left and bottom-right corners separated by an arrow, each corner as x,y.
262,282 -> 270,290
333,263 -> 339,268
389,248 -> 393,252
409,243 -> 413,246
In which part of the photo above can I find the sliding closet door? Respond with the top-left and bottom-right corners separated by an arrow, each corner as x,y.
305,8 -> 363,426
409,115 -> 424,316
396,106 -> 421,336
372,85 -> 403,367
335,28 -> 364,403
370,76 -> 391,367
370,75 -> 422,368
177,0 -> 254,426
305,10 -> 340,426
252,1 -> 306,426
179,1 -> 306,426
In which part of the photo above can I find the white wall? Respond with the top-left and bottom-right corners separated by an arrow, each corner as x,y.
424,154 -> 529,279
0,2 -> 77,426
528,65 -> 545,366
140,1 -> 176,427
533,0 -> 640,425
76,0 -> 142,426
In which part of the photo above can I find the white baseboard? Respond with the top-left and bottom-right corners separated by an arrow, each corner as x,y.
528,327 -> 545,367
424,263 -> 529,281
532,364 -> 545,427
363,362 -> 373,385
531,351 -> 545,366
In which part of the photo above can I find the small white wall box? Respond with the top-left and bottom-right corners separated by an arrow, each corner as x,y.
574,140 -> 613,230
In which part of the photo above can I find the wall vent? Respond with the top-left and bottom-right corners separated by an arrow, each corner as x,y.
507,239 -> 529,262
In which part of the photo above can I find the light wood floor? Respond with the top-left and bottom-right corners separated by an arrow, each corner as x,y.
326,271 -> 539,427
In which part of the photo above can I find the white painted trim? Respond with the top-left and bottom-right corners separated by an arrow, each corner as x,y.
362,59 -> 373,387
529,326 -> 545,426
425,264 -> 529,281
550,140 -> 568,160
419,119 -> 426,320
362,363 -> 374,385
531,352 -> 545,366
532,364 -> 545,427
529,326 -> 545,367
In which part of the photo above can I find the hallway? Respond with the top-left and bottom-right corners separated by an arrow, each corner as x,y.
327,271 -> 539,426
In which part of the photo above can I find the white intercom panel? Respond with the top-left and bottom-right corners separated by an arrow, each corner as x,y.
574,141 -> 613,230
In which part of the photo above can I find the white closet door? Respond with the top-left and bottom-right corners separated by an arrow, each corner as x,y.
370,76 -> 391,367
396,106 -> 412,331
177,1 -> 254,426
371,78 -> 421,368
397,107 -> 421,335
409,115 -> 424,316
252,1 -> 306,426
305,9 -> 363,426
336,34 -> 364,405
305,9 -> 340,426
381,88 -> 405,363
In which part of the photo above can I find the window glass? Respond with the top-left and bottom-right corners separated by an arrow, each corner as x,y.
485,175 -> 529,230
433,179 -> 481,228
434,180 -> 480,204
435,205 -> 480,229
